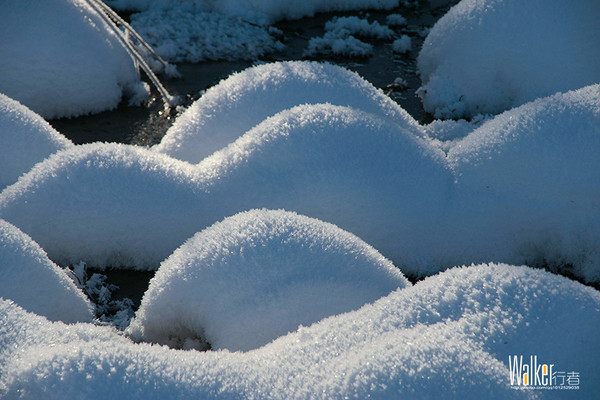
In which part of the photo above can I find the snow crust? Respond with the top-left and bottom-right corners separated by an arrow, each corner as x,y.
0,93 -> 73,190
0,0 -> 147,119
127,209 -> 410,351
155,61 -> 423,163
417,0 -> 600,118
2,263 -> 598,398
0,220 -> 94,324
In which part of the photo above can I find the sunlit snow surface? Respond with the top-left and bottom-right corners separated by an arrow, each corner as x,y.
0,0 -> 147,119
0,94 -> 73,190
417,0 -> 600,118
1,0 -> 600,395
127,209 -> 410,352
0,220 -> 94,323
2,264 -> 599,398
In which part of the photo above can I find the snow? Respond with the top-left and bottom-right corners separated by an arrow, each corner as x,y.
128,2 -> 284,63
0,220 -> 94,324
0,93 -> 73,190
447,84 -> 600,283
0,103 -> 450,272
0,0 -> 148,119
2,263 -> 599,398
103,0 -> 403,62
155,61 -> 424,163
127,209 -> 410,352
392,35 -> 412,53
417,0 -> 600,118
386,13 -> 407,26
306,16 -> 394,57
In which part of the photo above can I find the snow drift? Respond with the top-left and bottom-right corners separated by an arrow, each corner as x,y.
447,84 -> 600,283
417,0 -> 600,118
127,209 -> 410,351
154,61 -> 423,163
0,104 -> 450,271
2,263 -> 598,398
1,76 -> 599,283
0,93 -> 73,190
0,0 -> 148,119
0,219 -> 94,323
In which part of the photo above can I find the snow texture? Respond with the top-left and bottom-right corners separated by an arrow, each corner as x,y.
129,2 -> 284,63
306,17 -> 394,58
155,61 -> 423,163
447,84 -> 600,283
103,0 -> 403,62
0,0 -> 147,119
417,0 -> 600,118
2,263 -> 598,398
0,220 -> 94,324
0,93 -> 73,190
0,103 -> 450,272
392,35 -> 412,53
127,209 -> 410,351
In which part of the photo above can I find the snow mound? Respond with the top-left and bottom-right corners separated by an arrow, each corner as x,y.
448,84 -> 600,282
0,93 -> 73,190
0,143 -> 202,269
392,35 -> 412,54
0,104 -> 450,272
417,0 -> 600,118
128,209 -> 410,352
0,0 -> 147,119
2,264 -> 598,398
154,61 -> 423,163
305,17 -> 394,58
0,219 -> 94,323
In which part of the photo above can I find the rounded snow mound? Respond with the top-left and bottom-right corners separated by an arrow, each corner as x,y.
417,0 -> 600,118
0,93 -> 73,190
0,105 -> 451,272
0,0 -> 148,119
448,84 -> 600,282
0,219 -> 94,323
0,142 -> 202,269
2,264 -> 599,398
154,61 -> 422,163
127,209 -> 410,352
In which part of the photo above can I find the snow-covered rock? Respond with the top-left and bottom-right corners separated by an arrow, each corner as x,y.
0,93 -> 73,190
127,209 -> 410,351
447,84 -> 600,283
0,104 -> 450,271
417,0 -> 600,118
0,219 -> 94,323
154,61 -> 423,163
0,0 -> 148,119
2,264 -> 598,398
